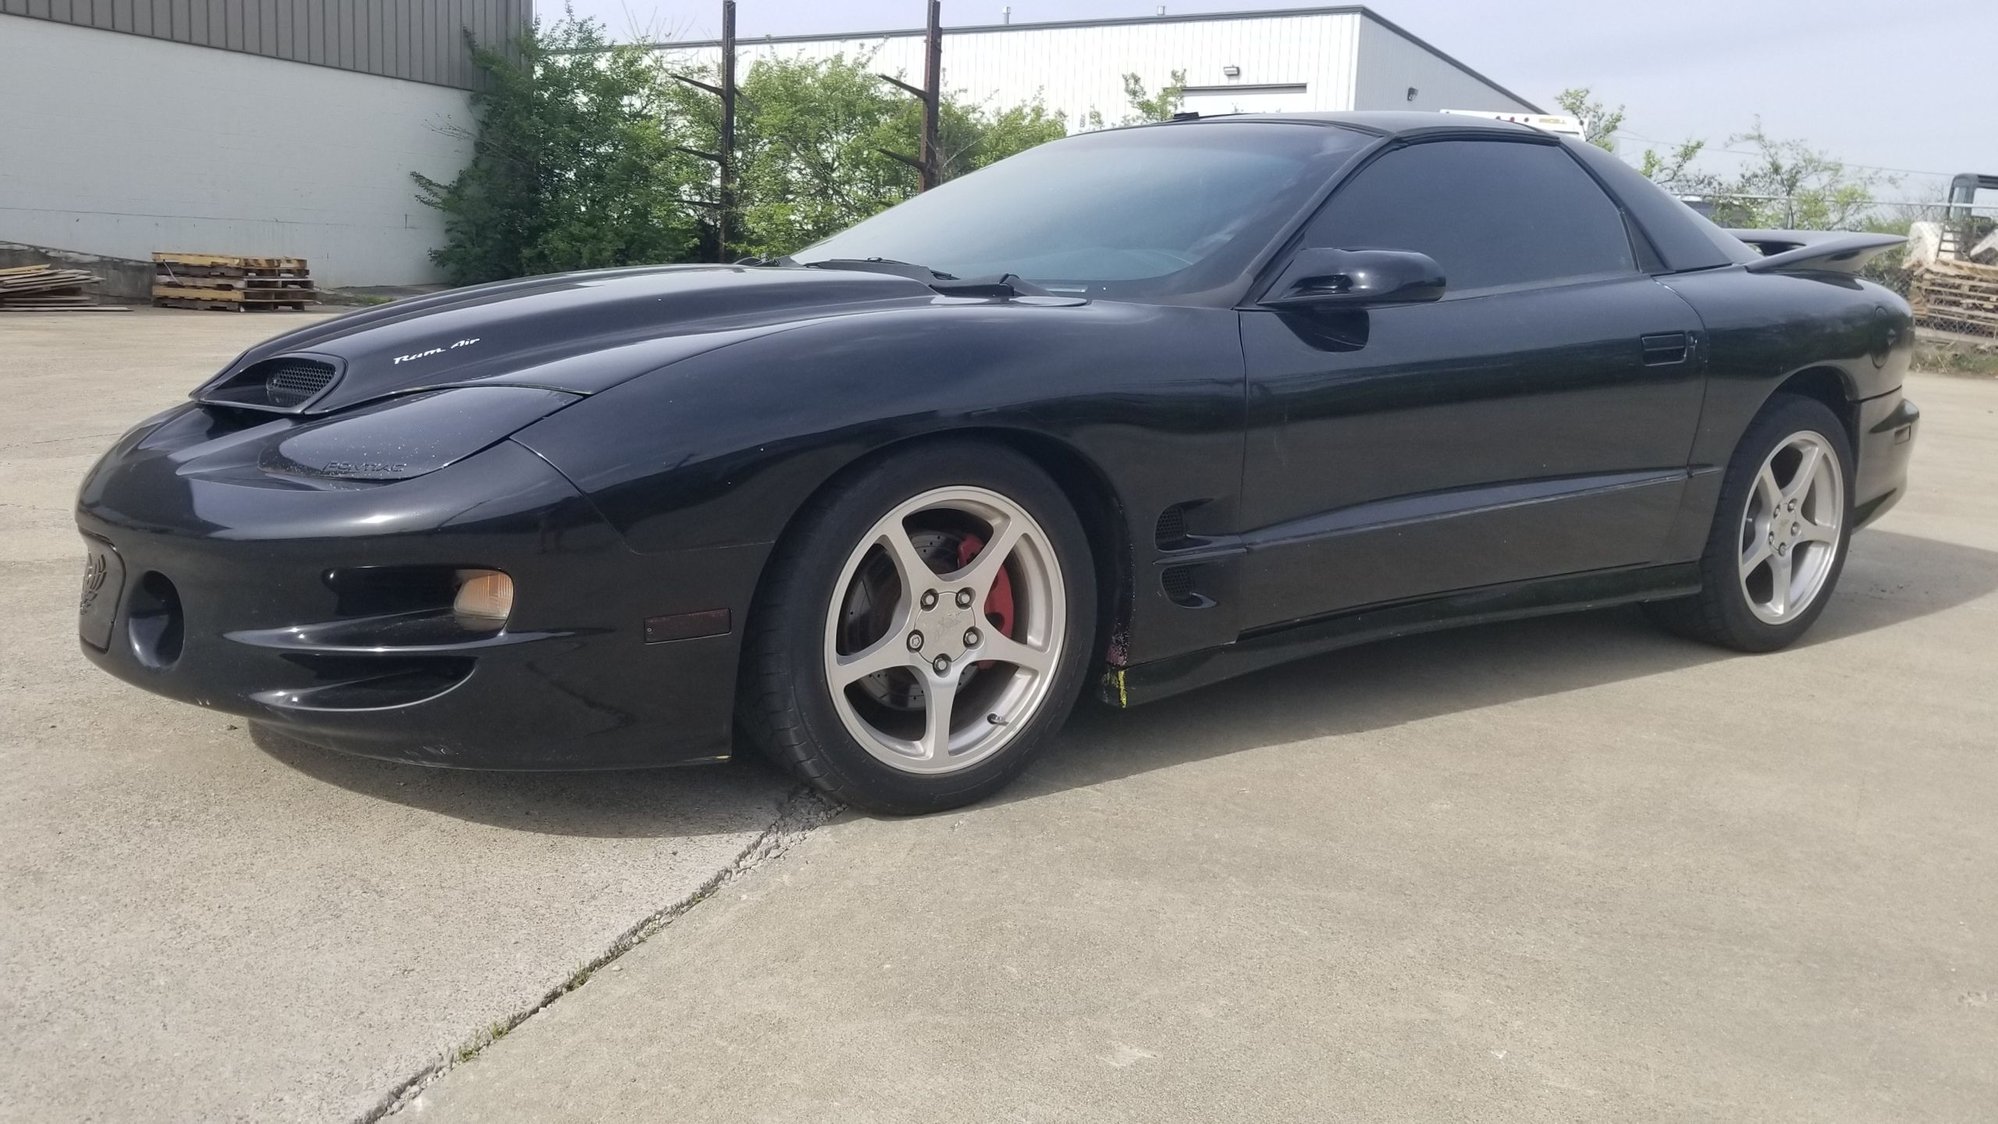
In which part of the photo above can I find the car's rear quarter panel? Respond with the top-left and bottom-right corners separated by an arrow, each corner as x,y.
1659,267 -> 1916,549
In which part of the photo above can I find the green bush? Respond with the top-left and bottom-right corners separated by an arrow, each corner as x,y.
414,16 -> 702,285
418,16 -> 1069,280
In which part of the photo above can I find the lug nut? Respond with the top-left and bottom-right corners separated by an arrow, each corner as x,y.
932,654 -> 951,674
907,631 -> 924,651
964,628 -> 982,648
955,588 -> 974,608
920,590 -> 939,610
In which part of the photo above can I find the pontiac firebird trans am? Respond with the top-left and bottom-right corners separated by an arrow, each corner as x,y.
77,113 -> 1919,813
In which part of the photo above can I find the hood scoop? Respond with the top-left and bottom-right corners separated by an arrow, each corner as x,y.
196,355 -> 344,415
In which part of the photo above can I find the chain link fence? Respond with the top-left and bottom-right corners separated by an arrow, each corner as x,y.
1678,195 -> 1998,361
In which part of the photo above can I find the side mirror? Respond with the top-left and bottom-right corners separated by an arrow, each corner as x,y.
1260,248 -> 1446,310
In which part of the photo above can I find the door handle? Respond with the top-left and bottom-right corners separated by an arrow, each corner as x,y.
1640,331 -> 1692,366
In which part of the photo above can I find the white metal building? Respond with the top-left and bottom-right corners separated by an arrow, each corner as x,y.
0,1 -> 530,288
654,5 -> 1540,131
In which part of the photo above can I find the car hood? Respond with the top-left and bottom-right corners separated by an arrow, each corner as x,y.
196,265 -> 940,416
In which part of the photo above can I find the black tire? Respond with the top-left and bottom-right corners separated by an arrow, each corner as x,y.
736,441 -> 1097,814
1644,394 -> 1854,652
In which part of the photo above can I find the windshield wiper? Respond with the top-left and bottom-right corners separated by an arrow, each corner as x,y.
799,257 -> 957,281
799,257 -> 1054,300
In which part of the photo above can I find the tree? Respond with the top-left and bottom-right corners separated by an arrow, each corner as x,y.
935,98 -> 1067,181
1565,88 -> 1889,231
419,23 -> 1070,277
675,52 -> 1066,259
1084,70 -> 1188,128
413,10 -> 702,285
698,54 -> 917,260
1122,70 -> 1188,124
1554,87 -> 1623,151
1638,138 -> 1718,194
1704,121 -> 1883,230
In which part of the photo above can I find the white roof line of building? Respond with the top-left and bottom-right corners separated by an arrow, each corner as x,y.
644,4 -> 1542,115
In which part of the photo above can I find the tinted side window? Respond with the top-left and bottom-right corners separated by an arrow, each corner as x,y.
1302,139 -> 1636,292
1563,138 -> 1760,270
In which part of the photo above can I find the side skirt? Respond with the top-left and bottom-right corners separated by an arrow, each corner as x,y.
1100,563 -> 1702,707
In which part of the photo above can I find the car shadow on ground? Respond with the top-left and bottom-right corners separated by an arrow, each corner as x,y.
254,529 -> 1993,828
1001,528 -> 1998,804
252,724 -> 800,838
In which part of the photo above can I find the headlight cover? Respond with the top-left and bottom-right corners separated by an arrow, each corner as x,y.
259,387 -> 580,482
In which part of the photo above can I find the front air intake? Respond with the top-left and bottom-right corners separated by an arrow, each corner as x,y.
195,354 -> 343,414
263,359 -> 336,407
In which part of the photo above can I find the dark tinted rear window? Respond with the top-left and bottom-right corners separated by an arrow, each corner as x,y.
1300,138 -> 1637,292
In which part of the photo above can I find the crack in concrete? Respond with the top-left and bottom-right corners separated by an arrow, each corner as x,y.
360,784 -> 841,1123
0,431 -> 121,453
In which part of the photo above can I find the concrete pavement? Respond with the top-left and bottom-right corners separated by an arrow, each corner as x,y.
0,311 -> 806,1122
403,374 -> 1998,1121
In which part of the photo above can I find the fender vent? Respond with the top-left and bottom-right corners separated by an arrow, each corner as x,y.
1161,564 -> 1211,608
1155,504 -> 1191,549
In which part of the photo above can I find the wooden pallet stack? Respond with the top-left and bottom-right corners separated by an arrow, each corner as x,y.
0,264 -> 125,312
153,252 -> 315,311
1910,258 -> 1998,337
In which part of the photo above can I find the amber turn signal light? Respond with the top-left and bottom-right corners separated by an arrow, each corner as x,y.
452,569 -> 514,629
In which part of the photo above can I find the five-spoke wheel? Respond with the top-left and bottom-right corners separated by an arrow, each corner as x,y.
824,486 -> 1065,775
1647,393 -> 1853,651
1737,431 -> 1844,624
738,442 -> 1094,814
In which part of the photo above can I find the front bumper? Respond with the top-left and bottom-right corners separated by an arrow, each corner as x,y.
76,417 -> 763,769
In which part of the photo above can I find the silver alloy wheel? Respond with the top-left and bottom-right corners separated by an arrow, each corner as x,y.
822,485 -> 1066,775
1738,430 -> 1844,625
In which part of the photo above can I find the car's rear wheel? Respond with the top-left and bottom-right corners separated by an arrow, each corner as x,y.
737,442 -> 1096,814
1645,394 -> 1852,651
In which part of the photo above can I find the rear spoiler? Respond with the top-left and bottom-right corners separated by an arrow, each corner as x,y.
1729,229 -> 1905,275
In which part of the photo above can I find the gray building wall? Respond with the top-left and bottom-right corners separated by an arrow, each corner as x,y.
0,12 -> 486,285
1351,14 -> 1538,113
0,0 -> 529,89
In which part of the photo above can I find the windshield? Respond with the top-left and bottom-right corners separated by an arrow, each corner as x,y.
795,122 -> 1369,298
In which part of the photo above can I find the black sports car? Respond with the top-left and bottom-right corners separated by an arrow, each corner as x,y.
78,112 -> 1918,813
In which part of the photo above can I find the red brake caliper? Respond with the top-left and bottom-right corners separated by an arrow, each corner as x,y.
956,534 -> 1016,642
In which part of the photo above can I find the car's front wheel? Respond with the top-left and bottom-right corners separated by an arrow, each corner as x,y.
1645,394 -> 1853,651
738,442 -> 1096,814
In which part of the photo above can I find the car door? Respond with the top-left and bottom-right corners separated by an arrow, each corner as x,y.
1236,136 -> 1706,630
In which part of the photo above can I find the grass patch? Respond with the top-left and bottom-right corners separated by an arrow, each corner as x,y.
1915,338 -> 1998,378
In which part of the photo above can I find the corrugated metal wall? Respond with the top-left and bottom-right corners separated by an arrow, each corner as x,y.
1351,16 -> 1536,113
1,13 -> 476,284
0,0 -> 529,89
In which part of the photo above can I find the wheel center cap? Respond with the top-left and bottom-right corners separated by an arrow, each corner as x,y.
921,596 -> 974,660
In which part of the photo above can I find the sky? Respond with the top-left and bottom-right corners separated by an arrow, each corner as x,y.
538,0 -> 1996,203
